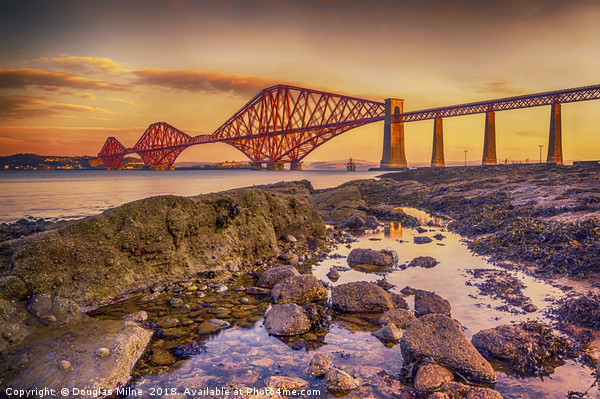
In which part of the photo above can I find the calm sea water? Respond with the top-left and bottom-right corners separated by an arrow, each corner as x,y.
0,169 -> 382,223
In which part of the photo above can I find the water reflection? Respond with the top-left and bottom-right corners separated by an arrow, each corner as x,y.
89,208 -> 598,399
384,221 -> 403,238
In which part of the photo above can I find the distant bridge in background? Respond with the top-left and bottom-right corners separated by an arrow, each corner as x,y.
98,83 -> 600,170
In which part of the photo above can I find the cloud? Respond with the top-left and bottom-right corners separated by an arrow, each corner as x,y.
132,68 -> 285,96
476,79 -> 526,95
36,56 -> 130,74
0,68 -> 129,91
106,97 -> 137,106
0,95 -> 58,119
514,130 -> 546,138
0,95 -> 120,119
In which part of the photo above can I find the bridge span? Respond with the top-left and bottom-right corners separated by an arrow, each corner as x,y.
98,83 -> 600,170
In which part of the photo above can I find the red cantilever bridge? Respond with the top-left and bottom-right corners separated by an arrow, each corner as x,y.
98,83 -> 600,169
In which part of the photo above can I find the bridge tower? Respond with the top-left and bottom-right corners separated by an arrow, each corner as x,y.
547,102 -> 563,165
431,117 -> 445,167
380,98 -> 407,169
482,110 -> 497,165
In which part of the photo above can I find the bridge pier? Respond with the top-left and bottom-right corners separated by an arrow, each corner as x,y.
266,162 -> 285,171
431,117 -> 445,167
250,162 -> 263,170
380,98 -> 407,169
547,103 -> 563,165
482,111 -> 497,165
290,162 -> 302,170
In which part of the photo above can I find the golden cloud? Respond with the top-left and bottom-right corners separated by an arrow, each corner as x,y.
36,56 -> 130,75
0,68 -> 129,91
0,95 -> 120,119
132,68 -> 285,96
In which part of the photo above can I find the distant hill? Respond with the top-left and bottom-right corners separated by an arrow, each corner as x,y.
0,153 -> 137,170
305,159 -> 379,170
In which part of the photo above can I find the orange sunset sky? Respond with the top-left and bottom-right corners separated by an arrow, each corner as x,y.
1,0 -> 599,164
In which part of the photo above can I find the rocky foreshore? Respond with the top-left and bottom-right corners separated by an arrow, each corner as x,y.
0,181 -> 326,393
1,168 -> 599,398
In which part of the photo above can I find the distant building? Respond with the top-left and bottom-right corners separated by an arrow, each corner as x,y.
347,158 -> 356,171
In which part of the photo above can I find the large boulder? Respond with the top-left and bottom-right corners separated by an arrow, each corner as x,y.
271,275 -> 328,304
414,290 -> 451,317
257,265 -> 300,288
332,281 -> 397,313
400,314 -> 497,383
338,215 -> 366,231
0,318 -> 152,394
311,185 -> 368,223
0,182 -> 326,350
264,303 -> 311,336
471,321 -> 574,375
347,248 -> 395,267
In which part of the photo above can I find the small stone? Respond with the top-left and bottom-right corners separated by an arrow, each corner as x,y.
414,363 -> 454,392
414,236 -> 433,244
216,284 -> 228,293
378,309 -> 416,329
271,274 -> 328,304
308,353 -> 332,377
400,286 -> 416,296
522,303 -> 539,313
347,248 -> 395,267
325,368 -> 359,395
95,347 -> 110,358
167,297 -> 183,307
196,322 -> 219,335
414,290 -> 451,317
407,256 -> 439,269
58,360 -> 71,371
264,303 -> 311,336
41,314 -> 57,325
326,267 -> 340,281
240,297 -> 250,304
372,323 -> 404,341
149,347 -> 176,366
265,376 -> 309,390
251,358 -> 274,368
123,310 -> 148,323
257,265 -> 300,288
158,318 -> 180,328
285,234 -> 297,243
247,287 -> 271,295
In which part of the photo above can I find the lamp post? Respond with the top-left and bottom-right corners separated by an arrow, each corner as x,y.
464,149 -> 468,167
538,145 -> 543,163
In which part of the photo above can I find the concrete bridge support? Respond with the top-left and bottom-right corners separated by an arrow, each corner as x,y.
482,111 -> 497,165
380,98 -> 407,169
266,162 -> 285,171
431,117 -> 445,167
250,162 -> 263,170
547,103 -> 563,165
290,162 -> 302,170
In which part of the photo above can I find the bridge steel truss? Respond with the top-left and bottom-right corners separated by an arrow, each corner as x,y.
98,83 -> 600,169
211,85 -> 385,163
396,83 -> 600,122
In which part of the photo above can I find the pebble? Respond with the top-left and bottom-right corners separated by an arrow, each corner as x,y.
216,284 -> 229,293
58,360 -> 71,371
167,297 -> 184,307
94,347 -> 111,358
